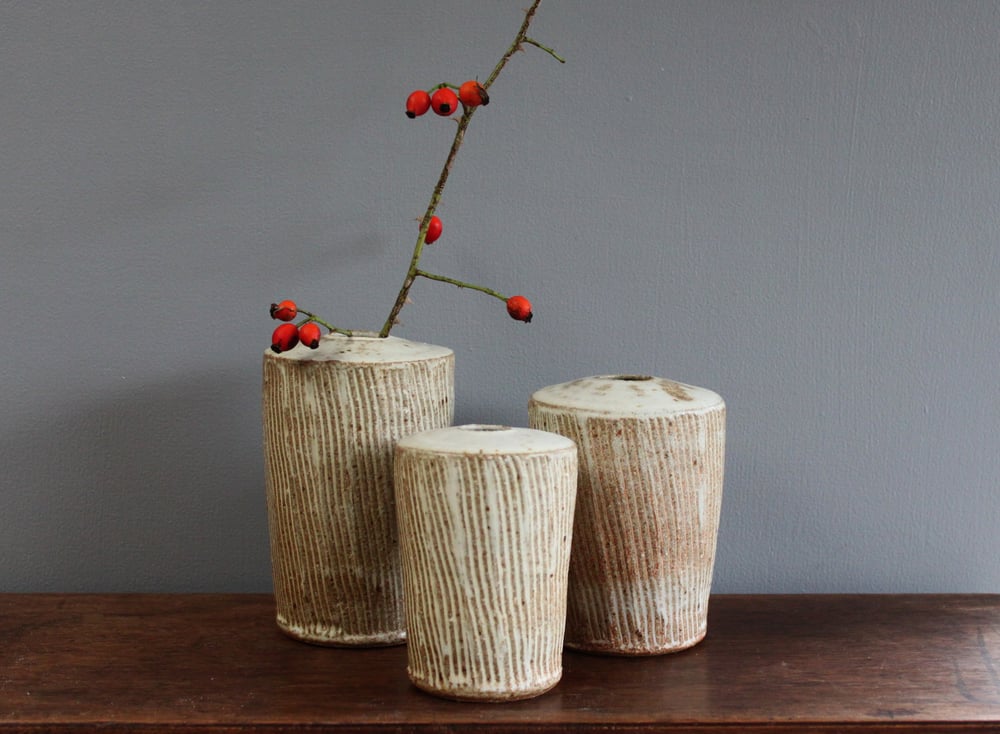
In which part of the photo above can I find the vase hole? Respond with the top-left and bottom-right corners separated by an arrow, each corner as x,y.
458,424 -> 512,432
610,375 -> 653,382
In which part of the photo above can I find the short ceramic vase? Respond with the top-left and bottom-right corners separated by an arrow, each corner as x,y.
394,425 -> 578,701
529,375 -> 725,655
262,333 -> 454,646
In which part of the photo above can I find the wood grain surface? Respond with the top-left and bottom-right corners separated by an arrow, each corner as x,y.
2,594 -> 999,732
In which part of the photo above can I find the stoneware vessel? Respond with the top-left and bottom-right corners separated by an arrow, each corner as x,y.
528,375 -> 725,655
394,425 -> 577,701
262,333 -> 453,646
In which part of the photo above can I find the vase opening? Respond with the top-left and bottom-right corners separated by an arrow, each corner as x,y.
458,424 -> 513,432
609,375 -> 654,382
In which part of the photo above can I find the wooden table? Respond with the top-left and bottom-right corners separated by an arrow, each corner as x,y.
2,594 -> 999,732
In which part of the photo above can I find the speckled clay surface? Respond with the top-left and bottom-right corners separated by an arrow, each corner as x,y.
529,375 -> 725,656
394,425 -> 577,701
262,334 -> 453,646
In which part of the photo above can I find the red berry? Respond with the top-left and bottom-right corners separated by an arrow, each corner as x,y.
270,300 -> 297,322
424,215 -> 442,244
298,322 -> 322,349
506,295 -> 533,323
459,80 -> 489,108
430,88 -> 459,116
405,89 -> 431,119
270,323 -> 299,353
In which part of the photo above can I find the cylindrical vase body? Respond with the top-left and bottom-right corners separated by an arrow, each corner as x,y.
262,334 -> 453,646
394,425 -> 577,701
529,375 -> 725,655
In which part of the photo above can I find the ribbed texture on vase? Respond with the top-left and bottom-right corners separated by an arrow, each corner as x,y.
529,376 -> 725,655
262,336 -> 453,646
394,426 -> 577,701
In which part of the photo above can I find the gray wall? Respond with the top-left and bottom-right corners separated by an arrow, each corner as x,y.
3,1 -> 998,593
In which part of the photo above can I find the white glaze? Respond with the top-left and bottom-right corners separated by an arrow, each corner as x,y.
529,374 -> 723,417
396,424 -> 576,456
394,425 -> 577,701
267,332 -> 453,365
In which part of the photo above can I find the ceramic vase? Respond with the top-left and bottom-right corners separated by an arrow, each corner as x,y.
528,375 -> 725,655
262,333 -> 453,646
394,425 -> 578,701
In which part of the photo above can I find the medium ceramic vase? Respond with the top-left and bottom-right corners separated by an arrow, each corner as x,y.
394,425 -> 578,701
528,375 -> 725,655
262,333 -> 453,646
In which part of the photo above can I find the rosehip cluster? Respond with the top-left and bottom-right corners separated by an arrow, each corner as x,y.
405,80 -> 489,119
269,300 -> 323,353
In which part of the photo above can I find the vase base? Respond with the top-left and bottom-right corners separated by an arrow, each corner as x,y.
408,671 -> 561,703
277,619 -> 406,648
565,628 -> 706,657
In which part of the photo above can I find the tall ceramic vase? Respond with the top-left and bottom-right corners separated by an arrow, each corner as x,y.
529,375 -> 725,655
394,425 -> 578,701
262,333 -> 453,646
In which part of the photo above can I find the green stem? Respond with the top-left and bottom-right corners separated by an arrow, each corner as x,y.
378,0 -> 555,337
523,36 -> 565,64
415,269 -> 508,302
378,108 -> 475,337
298,310 -> 353,337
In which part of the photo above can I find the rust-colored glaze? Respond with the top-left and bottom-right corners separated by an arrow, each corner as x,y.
529,375 -> 726,655
2,594 -> 999,732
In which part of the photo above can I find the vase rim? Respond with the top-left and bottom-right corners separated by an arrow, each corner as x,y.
396,424 -> 576,456
529,375 -> 724,417
264,332 -> 453,364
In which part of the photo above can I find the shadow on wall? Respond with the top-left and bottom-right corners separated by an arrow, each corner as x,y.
1,370 -> 272,593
